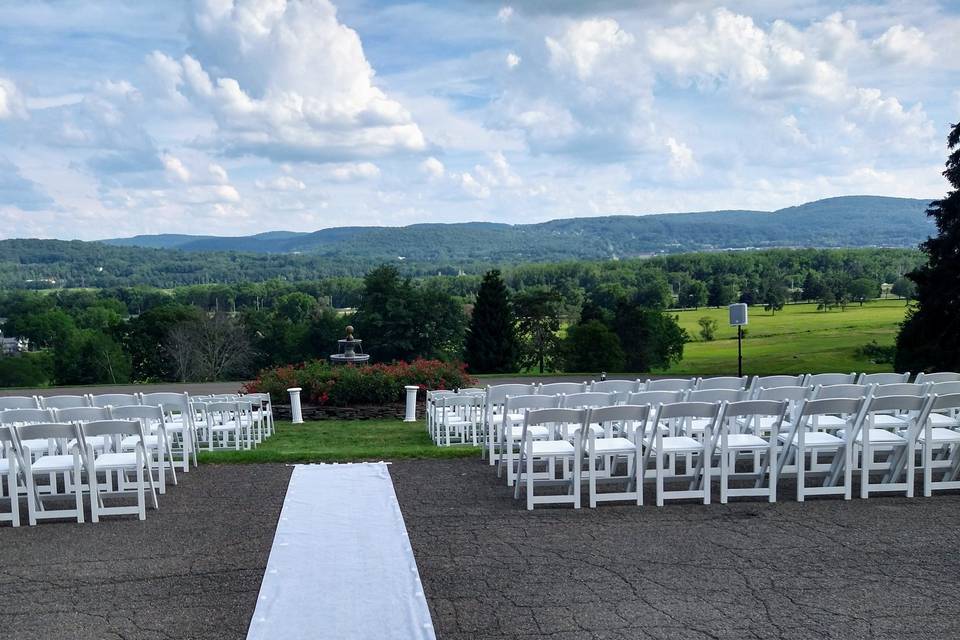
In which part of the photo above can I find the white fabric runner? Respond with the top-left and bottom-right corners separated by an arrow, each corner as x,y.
247,463 -> 436,640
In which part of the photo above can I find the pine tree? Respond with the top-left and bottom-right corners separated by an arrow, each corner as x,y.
464,270 -> 519,373
895,121 -> 960,373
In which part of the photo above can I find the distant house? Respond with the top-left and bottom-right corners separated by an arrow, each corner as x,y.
0,331 -> 29,356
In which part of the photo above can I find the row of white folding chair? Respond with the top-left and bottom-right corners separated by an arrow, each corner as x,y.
191,400 -> 255,450
0,418 -> 157,526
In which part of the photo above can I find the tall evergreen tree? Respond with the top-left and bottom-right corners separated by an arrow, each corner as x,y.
895,121 -> 960,373
464,270 -> 519,373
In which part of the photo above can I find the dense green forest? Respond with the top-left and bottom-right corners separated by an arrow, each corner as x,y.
0,247 -> 922,388
0,196 -> 932,290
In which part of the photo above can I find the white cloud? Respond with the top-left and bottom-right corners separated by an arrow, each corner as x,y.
506,52 -> 521,69
420,156 -> 445,179
328,161 -> 381,181
665,137 -> 697,177
0,77 -> 27,119
546,18 -> 634,81
255,175 -> 306,191
872,25 -> 934,65
497,6 -> 513,23
456,172 -> 490,199
0,156 -> 54,211
162,153 -> 191,183
152,0 -> 426,162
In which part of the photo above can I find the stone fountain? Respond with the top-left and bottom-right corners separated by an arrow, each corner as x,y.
330,325 -> 370,364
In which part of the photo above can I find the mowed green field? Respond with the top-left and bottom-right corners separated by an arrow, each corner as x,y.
656,299 -> 909,376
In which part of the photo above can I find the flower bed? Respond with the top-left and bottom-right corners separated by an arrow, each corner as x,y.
244,359 -> 478,406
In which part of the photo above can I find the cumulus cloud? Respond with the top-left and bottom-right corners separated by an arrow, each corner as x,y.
150,0 -> 426,162
0,156 -> 55,211
506,52 -> 521,69
546,18 -> 634,81
872,24 -> 934,65
497,6 -> 513,23
328,161 -> 381,181
0,77 -> 27,119
665,137 -> 697,177
420,156 -> 445,180
255,175 -> 306,191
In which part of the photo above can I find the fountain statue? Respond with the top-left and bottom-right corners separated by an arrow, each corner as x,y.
330,325 -> 371,364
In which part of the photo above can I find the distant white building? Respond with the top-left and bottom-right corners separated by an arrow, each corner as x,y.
0,331 -> 29,355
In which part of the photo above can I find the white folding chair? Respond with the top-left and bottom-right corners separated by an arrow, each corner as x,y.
141,392 -> 197,470
696,376 -> 748,391
513,407 -> 587,510
916,393 -> 960,496
435,394 -> 482,447
714,399 -> 788,503
589,379 -> 642,395
109,405 -> 177,492
89,393 -> 140,408
200,401 -> 249,450
0,396 -> 39,410
39,395 -> 90,410
857,372 -> 910,385
484,384 -> 536,464
0,426 -> 22,527
804,373 -> 858,387
499,394 -> 560,485
915,372 -> 960,385
776,397 -> 866,502
748,375 -> 805,398
644,378 -> 696,392
537,382 -> 587,396
80,419 -> 159,521
17,422 -> 86,525
2,408 -> 57,494
584,405 -> 650,507
644,401 -> 723,506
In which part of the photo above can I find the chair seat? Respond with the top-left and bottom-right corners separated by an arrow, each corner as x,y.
781,431 -> 844,447
0,459 -> 9,474
653,436 -> 702,453
809,415 -> 847,429
591,437 -> 636,453
738,416 -> 792,433
121,435 -> 159,449
210,422 -> 241,431
529,440 -> 576,456
69,436 -> 109,450
917,427 -> 960,443
93,452 -> 140,468
688,417 -> 712,432
928,412 -> 959,427
31,454 -> 78,473
724,433 -> 768,449
21,438 -> 54,453
855,428 -> 906,444
870,414 -> 910,428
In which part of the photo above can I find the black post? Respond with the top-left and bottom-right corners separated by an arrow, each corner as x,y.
737,325 -> 743,377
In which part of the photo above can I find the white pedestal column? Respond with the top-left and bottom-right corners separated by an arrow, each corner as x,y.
403,385 -> 419,422
287,387 -> 304,424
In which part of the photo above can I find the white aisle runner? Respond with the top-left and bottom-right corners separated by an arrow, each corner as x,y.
247,463 -> 436,640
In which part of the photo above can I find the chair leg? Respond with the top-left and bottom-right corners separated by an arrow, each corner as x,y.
656,450 -> 664,507
137,463 -> 146,521
526,447 -> 534,511
73,459 -> 84,524
796,446 -> 805,502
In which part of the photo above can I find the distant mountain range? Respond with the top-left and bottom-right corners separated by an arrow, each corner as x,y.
104,196 -> 934,261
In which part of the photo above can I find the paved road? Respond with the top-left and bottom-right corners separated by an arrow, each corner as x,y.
5,460 -> 959,639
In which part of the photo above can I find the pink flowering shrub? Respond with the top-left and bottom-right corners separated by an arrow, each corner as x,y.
244,359 -> 477,406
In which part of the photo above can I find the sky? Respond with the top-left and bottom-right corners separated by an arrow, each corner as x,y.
0,0 -> 958,240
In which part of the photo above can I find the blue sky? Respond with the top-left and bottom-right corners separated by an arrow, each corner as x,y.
0,0 -> 958,240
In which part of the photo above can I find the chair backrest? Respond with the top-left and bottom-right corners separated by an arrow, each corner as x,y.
916,372 -> 960,385
696,376 -> 748,391
929,393 -> 960,413
928,381 -> 960,396
797,397 -> 864,421
537,382 -> 587,395
523,407 -> 588,429
589,379 -> 641,394
79,419 -> 144,440
655,401 -> 722,421
16,422 -> 81,444
750,375 -> 805,393
561,392 -> 616,409
589,404 -> 650,439
504,394 -> 560,412
687,388 -> 746,404
486,384 -> 537,405
109,404 -> 165,422
39,395 -> 89,410
0,396 -> 39,410
203,401 -> 240,413
140,392 -> 190,411
722,399 -> 789,421
438,394 -> 482,409
805,373 -> 857,387
857,372 -> 910,385
872,383 -> 926,397
644,378 -> 696,392
755,385 -> 811,403
0,408 -> 54,425
813,384 -> 869,400
89,393 -> 140,408
626,390 -> 686,407
53,407 -> 110,423
865,394 -> 929,415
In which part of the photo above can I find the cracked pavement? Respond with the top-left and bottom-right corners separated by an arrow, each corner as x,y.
3,459 -> 960,639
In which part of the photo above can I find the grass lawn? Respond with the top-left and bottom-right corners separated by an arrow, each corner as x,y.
657,299 -> 909,376
197,418 -> 481,463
